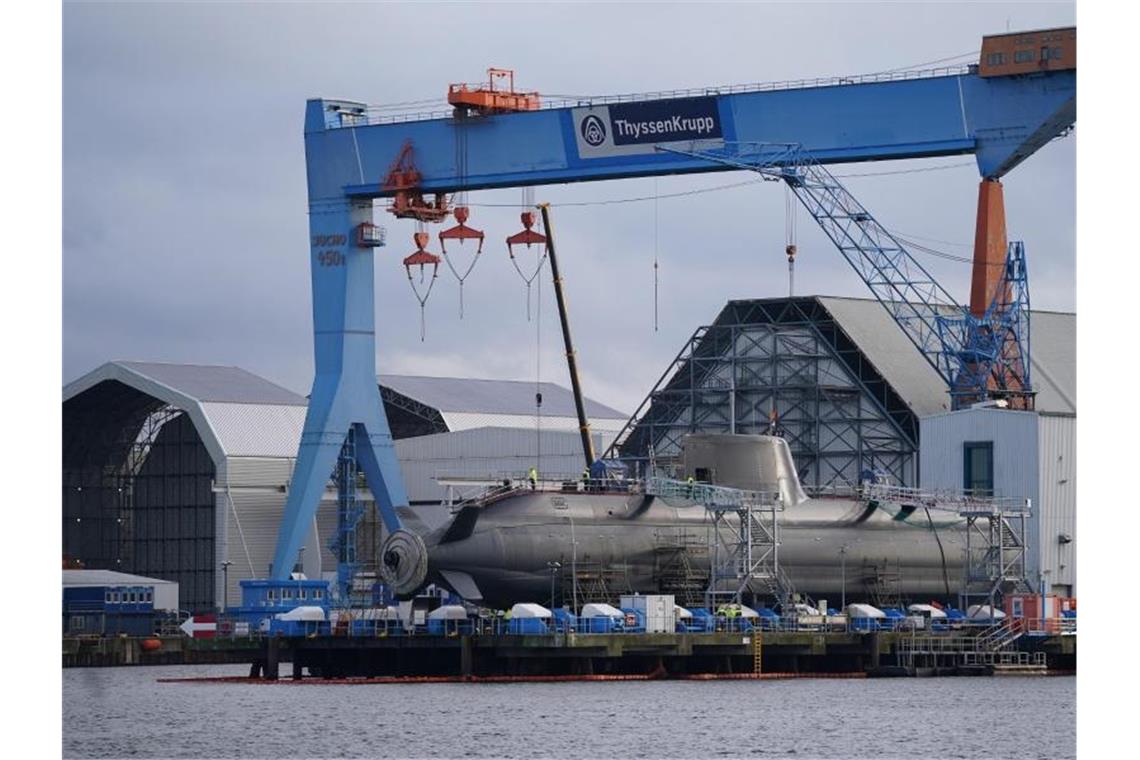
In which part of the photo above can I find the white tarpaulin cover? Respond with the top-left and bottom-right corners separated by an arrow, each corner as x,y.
428,605 -> 469,620
510,603 -> 552,619
967,604 -> 1007,620
674,605 -> 693,619
846,603 -> 886,618
581,603 -> 623,618
908,604 -> 948,619
276,606 -> 326,621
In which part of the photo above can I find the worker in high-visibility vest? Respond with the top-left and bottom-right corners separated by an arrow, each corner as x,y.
528,467 -> 538,490
686,475 -> 695,497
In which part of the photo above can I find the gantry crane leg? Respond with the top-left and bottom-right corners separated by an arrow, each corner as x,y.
270,199 -> 408,579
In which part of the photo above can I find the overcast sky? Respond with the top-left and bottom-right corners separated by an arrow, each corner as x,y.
63,1 -> 1075,414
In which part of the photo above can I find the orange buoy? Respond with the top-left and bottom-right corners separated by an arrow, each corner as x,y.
141,638 -> 162,652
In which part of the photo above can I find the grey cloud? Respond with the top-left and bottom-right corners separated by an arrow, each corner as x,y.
64,1 -> 1075,414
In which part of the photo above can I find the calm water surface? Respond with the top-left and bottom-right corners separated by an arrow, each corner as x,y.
63,664 -> 1074,759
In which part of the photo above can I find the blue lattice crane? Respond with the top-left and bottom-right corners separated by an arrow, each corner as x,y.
657,141 -> 1033,410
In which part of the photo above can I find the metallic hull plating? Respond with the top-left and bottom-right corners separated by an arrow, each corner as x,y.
418,489 -> 964,608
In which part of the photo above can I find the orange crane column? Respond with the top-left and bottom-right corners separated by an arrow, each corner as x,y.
970,178 -> 1008,317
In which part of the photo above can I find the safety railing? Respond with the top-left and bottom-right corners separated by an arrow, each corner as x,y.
645,477 -> 781,509
862,482 -> 1028,514
349,65 -> 976,127
437,473 -> 642,505
1013,617 -> 1077,636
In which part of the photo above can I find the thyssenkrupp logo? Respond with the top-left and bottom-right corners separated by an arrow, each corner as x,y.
581,114 -> 607,146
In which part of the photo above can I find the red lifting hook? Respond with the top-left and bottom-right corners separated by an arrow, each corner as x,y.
438,206 -> 485,254
402,232 -> 442,341
506,210 -> 549,321
506,211 -> 547,250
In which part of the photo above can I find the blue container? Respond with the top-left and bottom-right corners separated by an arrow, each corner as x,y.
688,609 -> 716,633
427,618 -> 472,635
507,617 -> 548,634
551,609 -> 578,633
584,616 -> 617,633
850,616 -> 880,632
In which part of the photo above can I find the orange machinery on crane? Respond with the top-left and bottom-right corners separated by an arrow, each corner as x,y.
448,68 -> 541,116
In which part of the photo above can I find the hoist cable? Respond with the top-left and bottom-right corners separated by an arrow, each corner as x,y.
653,177 -> 659,332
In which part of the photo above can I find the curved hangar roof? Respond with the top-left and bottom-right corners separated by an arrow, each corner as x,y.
64,362 -> 629,461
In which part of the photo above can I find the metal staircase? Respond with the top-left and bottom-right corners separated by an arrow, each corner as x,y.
644,478 -> 788,611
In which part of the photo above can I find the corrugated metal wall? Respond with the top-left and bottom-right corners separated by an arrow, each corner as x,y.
442,412 -> 624,442
216,457 -> 347,608
1038,414 -> 1076,594
920,409 -> 1040,503
920,408 -> 1076,591
395,427 -> 604,504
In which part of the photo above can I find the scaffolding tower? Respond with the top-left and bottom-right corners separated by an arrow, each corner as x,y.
863,483 -> 1032,612
646,478 -> 786,610
652,528 -> 709,608
960,500 -> 1034,614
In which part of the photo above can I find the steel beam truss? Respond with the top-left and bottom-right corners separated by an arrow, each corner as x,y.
610,298 -> 919,491
657,141 -> 1033,410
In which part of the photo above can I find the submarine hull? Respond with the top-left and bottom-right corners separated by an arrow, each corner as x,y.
421,488 -> 964,608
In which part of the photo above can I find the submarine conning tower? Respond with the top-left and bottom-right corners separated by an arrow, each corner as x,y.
680,434 -> 809,507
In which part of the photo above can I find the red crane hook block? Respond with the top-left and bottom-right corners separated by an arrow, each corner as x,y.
506,211 -> 547,252
438,206 -> 485,254
505,211 -> 549,321
402,232 -> 442,341
404,232 -> 442,278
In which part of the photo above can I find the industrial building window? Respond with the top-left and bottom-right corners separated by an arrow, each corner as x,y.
105,590 -> 112,604
1041,46 -> 1063,61
299,589 -> 307,600
964,442 -> 994,496
986,52 -> 1007,66
314,590 -> 323,600
1015,50 -> 1034,63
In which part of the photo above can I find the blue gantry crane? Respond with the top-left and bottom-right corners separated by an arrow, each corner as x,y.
656,141 -> 1033,409
269,33 -> 1075,591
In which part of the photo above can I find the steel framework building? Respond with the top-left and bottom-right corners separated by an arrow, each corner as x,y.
612,296 -> 1076,493
613,298 -> 922,490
